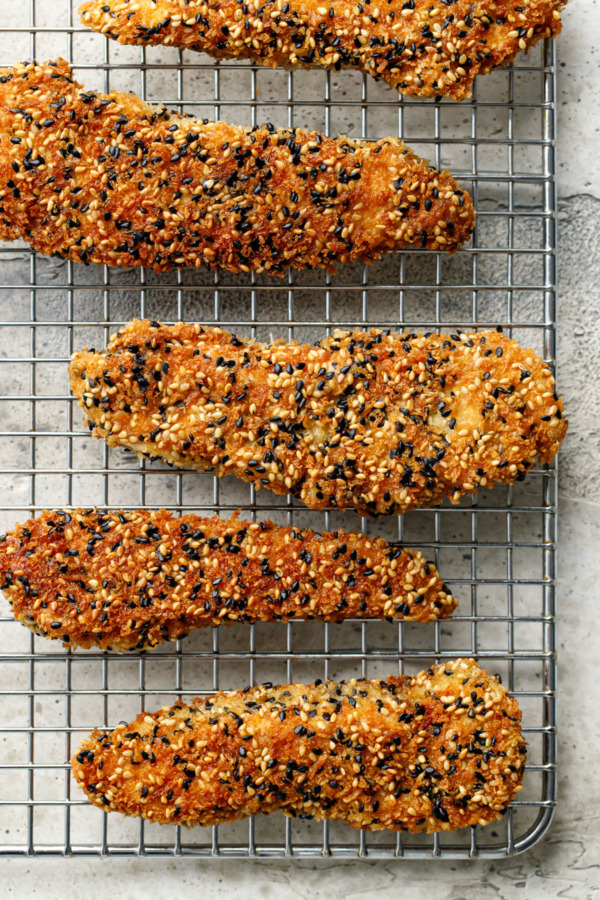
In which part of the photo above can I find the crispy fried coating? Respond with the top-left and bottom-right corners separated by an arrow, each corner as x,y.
69,320 -> 567,517
71,659 -> 526,833
0,508 -> 456,651
0,60 -> 474,276
79,0 -> 565,101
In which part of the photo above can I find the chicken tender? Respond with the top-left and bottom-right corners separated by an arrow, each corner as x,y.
69,320 -> 568,517
80,0 -> 565,101
0,59 -> 474,276
0,508 -> 456,651
71,659 -> 526,833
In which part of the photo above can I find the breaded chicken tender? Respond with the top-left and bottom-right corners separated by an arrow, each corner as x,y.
0,508 -> 456,650
0,60 -> 474,276
69,321 -> 567,517
80,0 -> 565,101
71,659 -> 526,833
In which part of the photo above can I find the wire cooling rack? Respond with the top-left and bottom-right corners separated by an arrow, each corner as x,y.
0,0 -> 558,859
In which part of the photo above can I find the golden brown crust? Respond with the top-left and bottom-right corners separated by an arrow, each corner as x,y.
0,60 -> 474,276
0,508 -> 456,651
71,659 -> 526,833
69,320 -> 568,517
79,0 -> 565,101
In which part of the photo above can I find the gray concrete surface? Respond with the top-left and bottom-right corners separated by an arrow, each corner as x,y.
2,0 -> 600,896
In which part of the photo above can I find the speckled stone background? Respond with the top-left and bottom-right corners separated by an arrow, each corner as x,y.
2,0 -> 600,896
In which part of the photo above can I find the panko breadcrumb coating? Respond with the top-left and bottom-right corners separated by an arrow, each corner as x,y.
69,320 -> 568,517
0,508 -> 457,651
71,659 -> 526,833
0,59 -> 474,276
80,0 -> 565,101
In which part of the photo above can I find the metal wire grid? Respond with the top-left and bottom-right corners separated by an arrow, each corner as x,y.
0,0 -> 557,858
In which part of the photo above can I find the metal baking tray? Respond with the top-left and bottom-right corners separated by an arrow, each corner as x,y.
0,0 -> 557,858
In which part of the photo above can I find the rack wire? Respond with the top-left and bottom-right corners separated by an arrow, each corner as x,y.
0,0 -> 557,858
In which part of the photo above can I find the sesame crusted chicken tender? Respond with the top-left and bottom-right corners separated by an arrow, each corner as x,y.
71,659 -> 526,833
0,60 -> 474,275
69,321 -> 568,518
0,508 -> 456,651
79,0 -> 565,102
